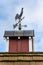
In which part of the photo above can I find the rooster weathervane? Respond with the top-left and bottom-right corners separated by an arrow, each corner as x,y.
13,8 -> 27,30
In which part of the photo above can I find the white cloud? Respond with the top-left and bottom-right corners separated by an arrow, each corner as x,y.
35,38 -> 43,51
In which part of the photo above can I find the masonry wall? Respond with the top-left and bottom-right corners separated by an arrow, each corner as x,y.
1,62 -> 43,65
0,52 -> 43,65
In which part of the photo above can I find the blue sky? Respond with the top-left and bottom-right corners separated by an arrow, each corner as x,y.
0,0 -> 43,52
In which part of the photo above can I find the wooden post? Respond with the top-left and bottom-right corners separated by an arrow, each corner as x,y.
31,37 -> 34,52
6,37 -> 9,52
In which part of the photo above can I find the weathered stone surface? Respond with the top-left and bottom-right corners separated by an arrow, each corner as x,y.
0,52 -> 43,65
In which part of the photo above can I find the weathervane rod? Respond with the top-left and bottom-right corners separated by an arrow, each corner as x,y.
18,19 -> 21,30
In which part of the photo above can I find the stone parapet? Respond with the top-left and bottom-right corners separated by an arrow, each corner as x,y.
0,52 -> 43,65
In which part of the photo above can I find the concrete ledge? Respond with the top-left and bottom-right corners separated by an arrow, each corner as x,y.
0,52 -> 43,62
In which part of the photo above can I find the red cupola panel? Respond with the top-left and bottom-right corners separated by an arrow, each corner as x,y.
18,39 -> 22,52
9,38 -> 18,52
21,38 -> 29,52
9,37 -> 29,52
